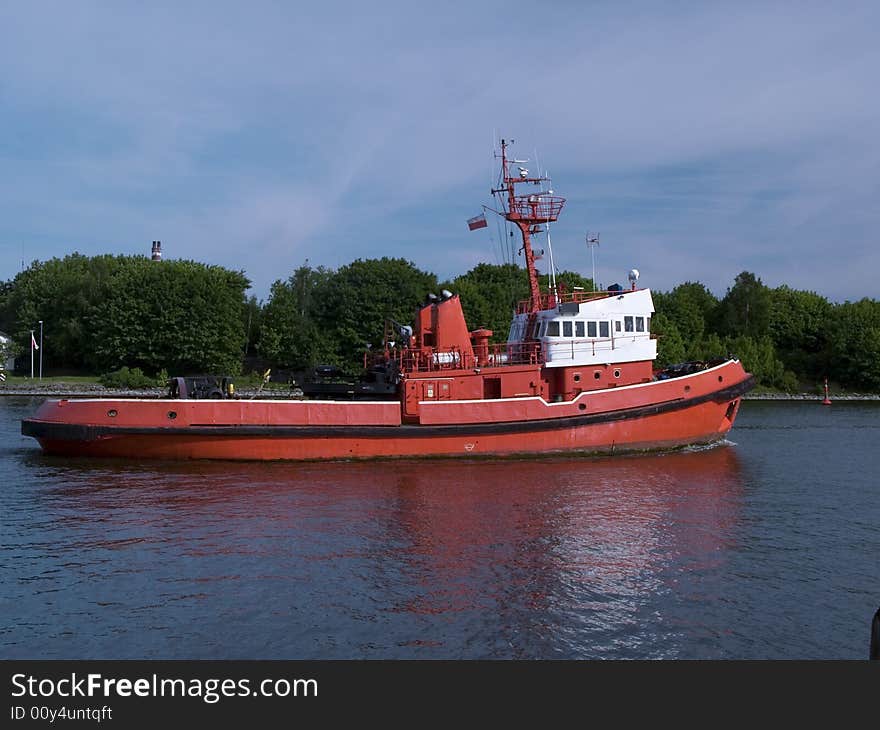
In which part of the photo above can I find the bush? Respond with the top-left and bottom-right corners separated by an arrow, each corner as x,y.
100,366 -> 161,389
780,370 -> 800,394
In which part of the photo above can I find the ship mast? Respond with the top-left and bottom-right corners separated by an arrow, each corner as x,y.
491,139 -> 566,314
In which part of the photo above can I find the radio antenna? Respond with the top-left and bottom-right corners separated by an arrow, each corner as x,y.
586,232 -> 600,291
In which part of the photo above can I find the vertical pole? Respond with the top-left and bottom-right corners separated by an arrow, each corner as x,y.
587,234 -> 599,291
30,329 -> 34,379
591,240 -> 595,290
39,320 -> 43,381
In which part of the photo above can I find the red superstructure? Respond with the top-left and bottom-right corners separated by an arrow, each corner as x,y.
22,139 -> 754,461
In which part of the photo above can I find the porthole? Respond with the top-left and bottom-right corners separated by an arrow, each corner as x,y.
684,385 -> 691,393
107,409 -> 117,418
573,373 -> 581,383
613,368 -> 621,378
594,371 -> 601,380
718,375 -> 724,383
167,411 -> 177,420
578,403 -> 586,411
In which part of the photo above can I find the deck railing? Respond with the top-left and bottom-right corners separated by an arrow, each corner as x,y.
507,194 -> 566,222
366,341 -> 544,374
515,288 -> 636,315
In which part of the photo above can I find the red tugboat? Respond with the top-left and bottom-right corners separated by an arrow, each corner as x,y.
22,140 -> 754,461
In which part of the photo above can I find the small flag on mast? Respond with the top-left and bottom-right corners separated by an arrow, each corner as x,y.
31,332 -> 39,351
467,214 -> 488,231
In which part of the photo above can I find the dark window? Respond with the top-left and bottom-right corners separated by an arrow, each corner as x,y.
636,317 -> 645,332
647,317 -> 651,332
575,321 -> 585,337
563,321 -> 573,337
599,321 -> 609,338
624,316 -> 634,332
547,321 -> 560,337
587,321 -> 597,337
615,321 -> 622,332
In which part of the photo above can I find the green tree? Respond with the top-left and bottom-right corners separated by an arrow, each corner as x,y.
0,279 -> 14,333
317,258 -> 439,369
768,286 -> 833,378
451,263 -> 526,341
86,259 -> 249,374
654,282 -> 719,360
651,312 -> 686,367
2,254 -> 131,370
716,271 -> 771,339
259,264 -> 334,370
241,295 -> 263,359
826,299 -> 880,391
725,334 -> 787,388
700,332 -> 726,361
552,269 -> 595,294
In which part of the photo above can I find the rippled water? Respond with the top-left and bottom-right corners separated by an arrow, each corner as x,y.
2,396 -> 878,659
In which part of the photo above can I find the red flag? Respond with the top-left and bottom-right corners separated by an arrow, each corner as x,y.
467,214 -> 488,231
31,332 -> 39,351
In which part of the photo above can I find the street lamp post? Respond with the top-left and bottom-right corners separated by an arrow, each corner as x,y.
38,320 -> 43,381
30,329 -> 34,379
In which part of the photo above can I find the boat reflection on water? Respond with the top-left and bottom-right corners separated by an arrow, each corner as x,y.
30,444 -> 745,658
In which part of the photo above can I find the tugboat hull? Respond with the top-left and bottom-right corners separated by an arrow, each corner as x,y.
22,363 -> 753,462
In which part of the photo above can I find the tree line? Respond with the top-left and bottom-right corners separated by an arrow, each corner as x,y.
0,254 -> 248,375
1,254 -> 878,392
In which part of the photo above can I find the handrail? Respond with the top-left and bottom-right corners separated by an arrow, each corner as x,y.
366,341 -> 544,374
515,288 -> 641,314
507,194 -> 566,222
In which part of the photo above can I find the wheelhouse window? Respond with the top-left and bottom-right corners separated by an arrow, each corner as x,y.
636,317 -> 645,332
624,316 -> 634,332
563,321 -> 573,337
599,321 -> 610,338
575,321 -> 585,337
587,321 -> 597,337
615,321 -> 622,332
546,321 -> 560,337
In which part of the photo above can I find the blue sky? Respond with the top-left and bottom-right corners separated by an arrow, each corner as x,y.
1,2 -> 877,302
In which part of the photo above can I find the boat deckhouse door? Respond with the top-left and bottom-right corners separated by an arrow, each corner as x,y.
421,379 -> 452,401
404,378 -> 453,418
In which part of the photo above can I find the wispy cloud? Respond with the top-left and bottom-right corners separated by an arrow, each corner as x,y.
1,2 -> 877,300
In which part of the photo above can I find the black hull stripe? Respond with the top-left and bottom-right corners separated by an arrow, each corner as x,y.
22,377 -> 755,442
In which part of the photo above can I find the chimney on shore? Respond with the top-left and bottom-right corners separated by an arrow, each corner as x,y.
151,240 -> 162,262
